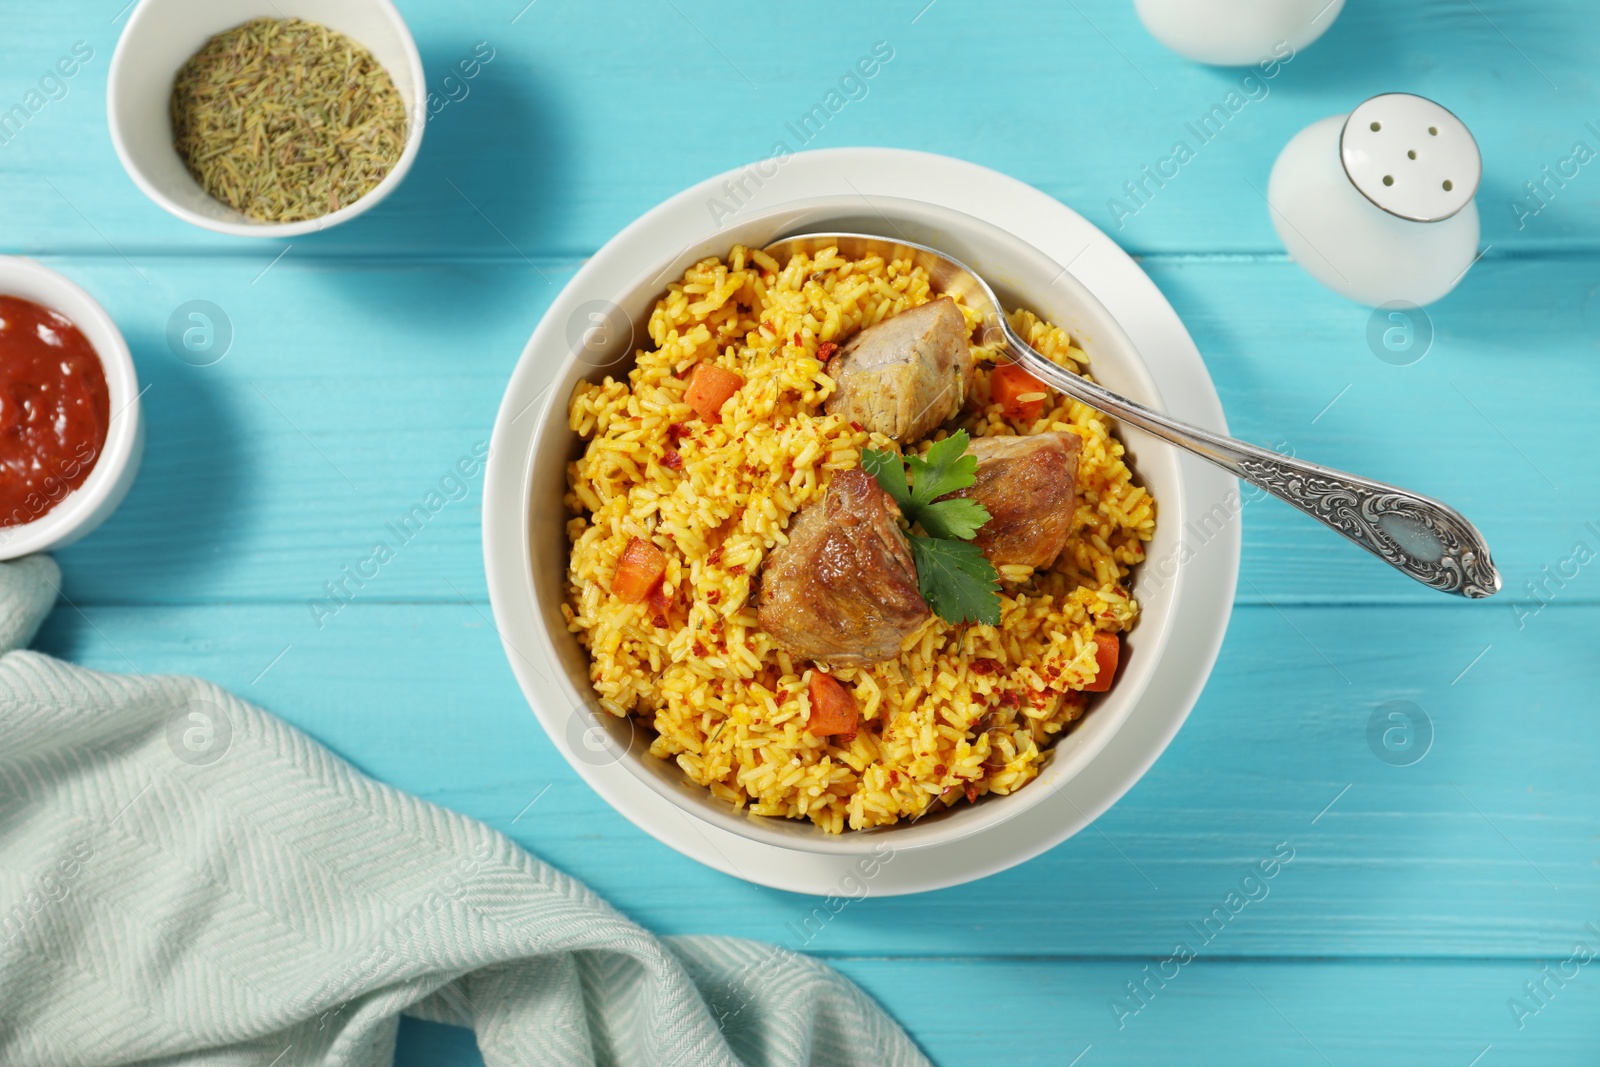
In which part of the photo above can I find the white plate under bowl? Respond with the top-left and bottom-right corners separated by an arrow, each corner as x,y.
483,148 -> 1240,896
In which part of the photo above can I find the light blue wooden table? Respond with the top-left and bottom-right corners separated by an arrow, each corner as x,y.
6,1 -> 1598,1062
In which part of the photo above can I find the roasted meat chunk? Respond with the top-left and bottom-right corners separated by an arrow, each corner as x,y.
824,297 -> 973,443
943,431 -> 1082,569
757,468 -> 929,665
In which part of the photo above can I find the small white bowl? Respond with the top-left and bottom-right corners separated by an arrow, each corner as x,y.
107,0 -> 426,238
0,258 -> 143,560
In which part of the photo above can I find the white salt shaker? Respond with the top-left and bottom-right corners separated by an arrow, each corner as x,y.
1266,93 -> 1482,307
1134,0 -> 1344,65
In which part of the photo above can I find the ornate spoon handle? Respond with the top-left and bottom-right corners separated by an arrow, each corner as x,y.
999,323 -> 1501,599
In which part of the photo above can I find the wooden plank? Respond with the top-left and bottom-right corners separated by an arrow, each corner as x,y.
32,600 -> 1600,960
0,2 -> 1595,258
832,956 -> 1600,1066
25,253 -> 1597,608
393,955 -> 1600,1067
1139,252 -> 1600,607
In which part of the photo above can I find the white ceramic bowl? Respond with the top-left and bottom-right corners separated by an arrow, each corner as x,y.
521,199 -> 1180,859
107,0 -> 425,238
485,149 -> 1239,893
0,258 -> 143,560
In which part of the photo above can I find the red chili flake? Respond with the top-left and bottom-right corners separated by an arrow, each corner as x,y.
969,657 -> 1000,675
965,782 -> 980,804
707,547 -> 723,565
661,451 -> 683,470
728,564 -> 745,575
1043,665 -> 1061,681
692,641 -> 709,656
792,331 -> 801,346
816,341 -> 838,363
651,614 -> 668,628
849,421 -> 864,432
667,422 -> 692,441
706,590 -> 722,605
999,692 -> 1020,708
760,320 -> 774,334
934,763 -> 947,776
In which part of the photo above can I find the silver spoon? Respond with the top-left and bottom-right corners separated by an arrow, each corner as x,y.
763,232 -> 1500,599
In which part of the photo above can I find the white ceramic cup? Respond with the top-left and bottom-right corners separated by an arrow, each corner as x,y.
107,0 -> 426,238
0,258 -> 143,560
1134,0 -> 1345,65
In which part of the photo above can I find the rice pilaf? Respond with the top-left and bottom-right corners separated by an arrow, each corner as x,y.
562,244 -> 1155,832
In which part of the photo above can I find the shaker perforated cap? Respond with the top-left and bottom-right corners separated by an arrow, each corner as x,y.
1340,93 -> 1481,222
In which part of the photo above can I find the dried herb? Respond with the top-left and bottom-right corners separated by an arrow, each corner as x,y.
170,17 -> 407,223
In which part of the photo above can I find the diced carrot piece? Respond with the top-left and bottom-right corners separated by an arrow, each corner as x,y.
1082,632 -> 1120,692
646,581 -> 672,627
991,363 -> 1049,421
611,536 -> 666,604
646,580 -> 670,614
807,670 -> 860,740
685,363 -> 745,421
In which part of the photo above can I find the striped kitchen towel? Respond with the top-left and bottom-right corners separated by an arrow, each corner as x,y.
0,556 -> 930,1067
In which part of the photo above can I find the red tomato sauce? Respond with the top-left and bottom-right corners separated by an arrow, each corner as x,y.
0,296 -> 110,527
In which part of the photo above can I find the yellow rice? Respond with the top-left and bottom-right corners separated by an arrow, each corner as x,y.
562,244 -> 1155,832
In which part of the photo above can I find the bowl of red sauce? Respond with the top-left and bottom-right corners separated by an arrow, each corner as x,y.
0,258 -> 142,560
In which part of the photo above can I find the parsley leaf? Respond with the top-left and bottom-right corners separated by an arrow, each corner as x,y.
909,535 -> 1002,626
906,430 -> 979,504
860,447 -> 911,508
860,431 -> 1002,627
916,496 -> 991,541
